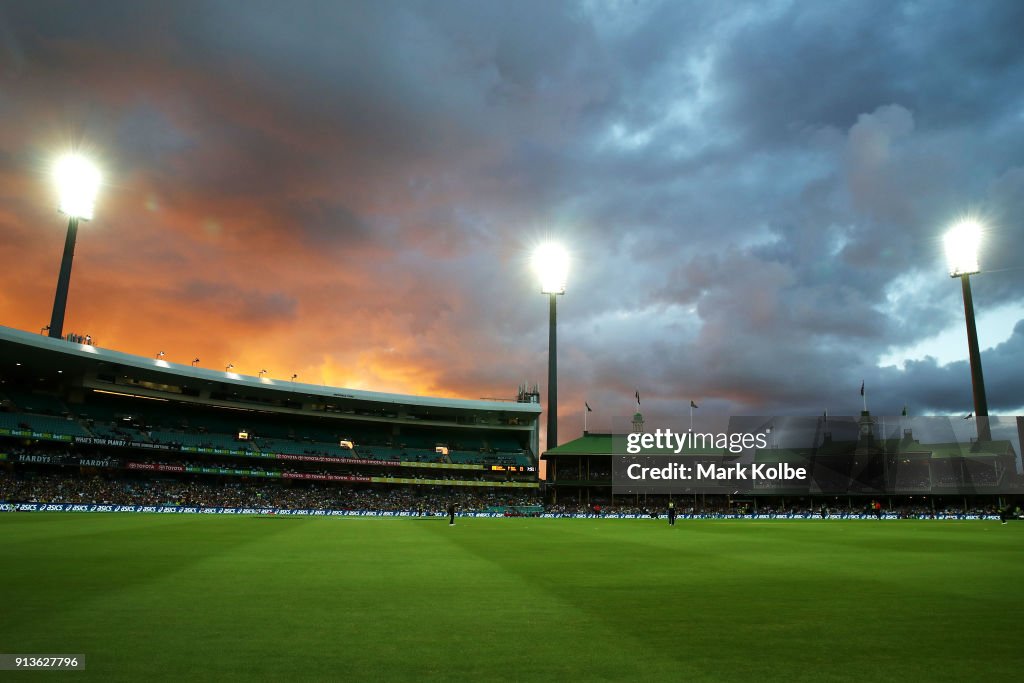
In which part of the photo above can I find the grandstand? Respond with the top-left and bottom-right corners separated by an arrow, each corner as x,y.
0,324 -> 541,512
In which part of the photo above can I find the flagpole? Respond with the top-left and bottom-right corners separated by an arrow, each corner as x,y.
584,403 -> 588,434
689,402 -> 693,431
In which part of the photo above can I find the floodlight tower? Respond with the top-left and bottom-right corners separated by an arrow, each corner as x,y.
48,153 -> 102,340
943,220 -> 990,441
532,243 -> 569,451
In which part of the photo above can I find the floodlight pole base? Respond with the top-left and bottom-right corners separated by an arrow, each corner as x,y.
960,273 -> 990,441
547,292 -> 558,450
48,216 -> 79,340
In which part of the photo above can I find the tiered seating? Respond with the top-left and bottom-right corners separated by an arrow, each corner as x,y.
3,389 -> 71,416
447,450 -> 484,464
149,430 -> 252,451
255,437 -> 339,457
0,413 -> 25,429
88,423 -> 148,441
0,412 -> 90,437
246,422 -> 296,440
395,433 -> 437,449
293,423 -> 342,444
74,399 -> 124,424
0,386 -> 537,471
353,446 -> 406,461
174,413 -> 247,436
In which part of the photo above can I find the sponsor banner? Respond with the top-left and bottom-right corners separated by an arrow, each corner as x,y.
15,453 -> 63,465
0,427 -> 73,442
75,436 -> 130,448
127,462 -> 186,473
3,505 -> 451,515
368,476 -> 539,488
12,453 -> 120,468
182,446 -> 253,457
0,504 -> 1004,520
400,461 -> 484,470
274,453 -> 486,470
230,450 -> 277,459
276,454 -> 403,467
132,441 -> 177,451
76,437 -> 177,451
118,463 -> 529,486
184,466 -> 281,478
537,512 -> 1003,520
76,458 -> 120,468
282,472 -> 372,483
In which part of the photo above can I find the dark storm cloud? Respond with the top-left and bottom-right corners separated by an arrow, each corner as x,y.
714,0 -> 1024,143
0,0 -> 1022,442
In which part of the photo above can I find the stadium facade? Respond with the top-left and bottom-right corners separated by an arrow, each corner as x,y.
0,325 -> 542,514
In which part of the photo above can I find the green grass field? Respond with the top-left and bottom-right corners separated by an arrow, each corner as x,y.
1,514 -> 1021,682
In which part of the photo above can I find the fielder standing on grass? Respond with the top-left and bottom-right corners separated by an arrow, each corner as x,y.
667,500 -> 676,526
448,501 -> 456,526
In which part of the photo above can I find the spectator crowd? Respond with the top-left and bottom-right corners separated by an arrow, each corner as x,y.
0,471 -> 540,513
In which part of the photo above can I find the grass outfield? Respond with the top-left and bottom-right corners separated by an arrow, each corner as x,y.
1,515 -> 1022,682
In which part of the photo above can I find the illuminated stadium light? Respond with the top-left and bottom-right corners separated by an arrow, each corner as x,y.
54,153 -> 102,221
339,439 -> 354,449
435,445 -> 449,456
943,219 -> 982,277
238,429 -> 250,440
47,152 -> 102,340
532,241 -> 570,450
943,217 -> 988,440
531,242 -> 570,295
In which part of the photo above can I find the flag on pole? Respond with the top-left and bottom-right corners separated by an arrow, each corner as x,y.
585,402 -> 592,412
860,381 -> 865,397
901,405 -> 907,417
635,390 -> 640,406
964,412 -> 973,420
690,400 -> 699,409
